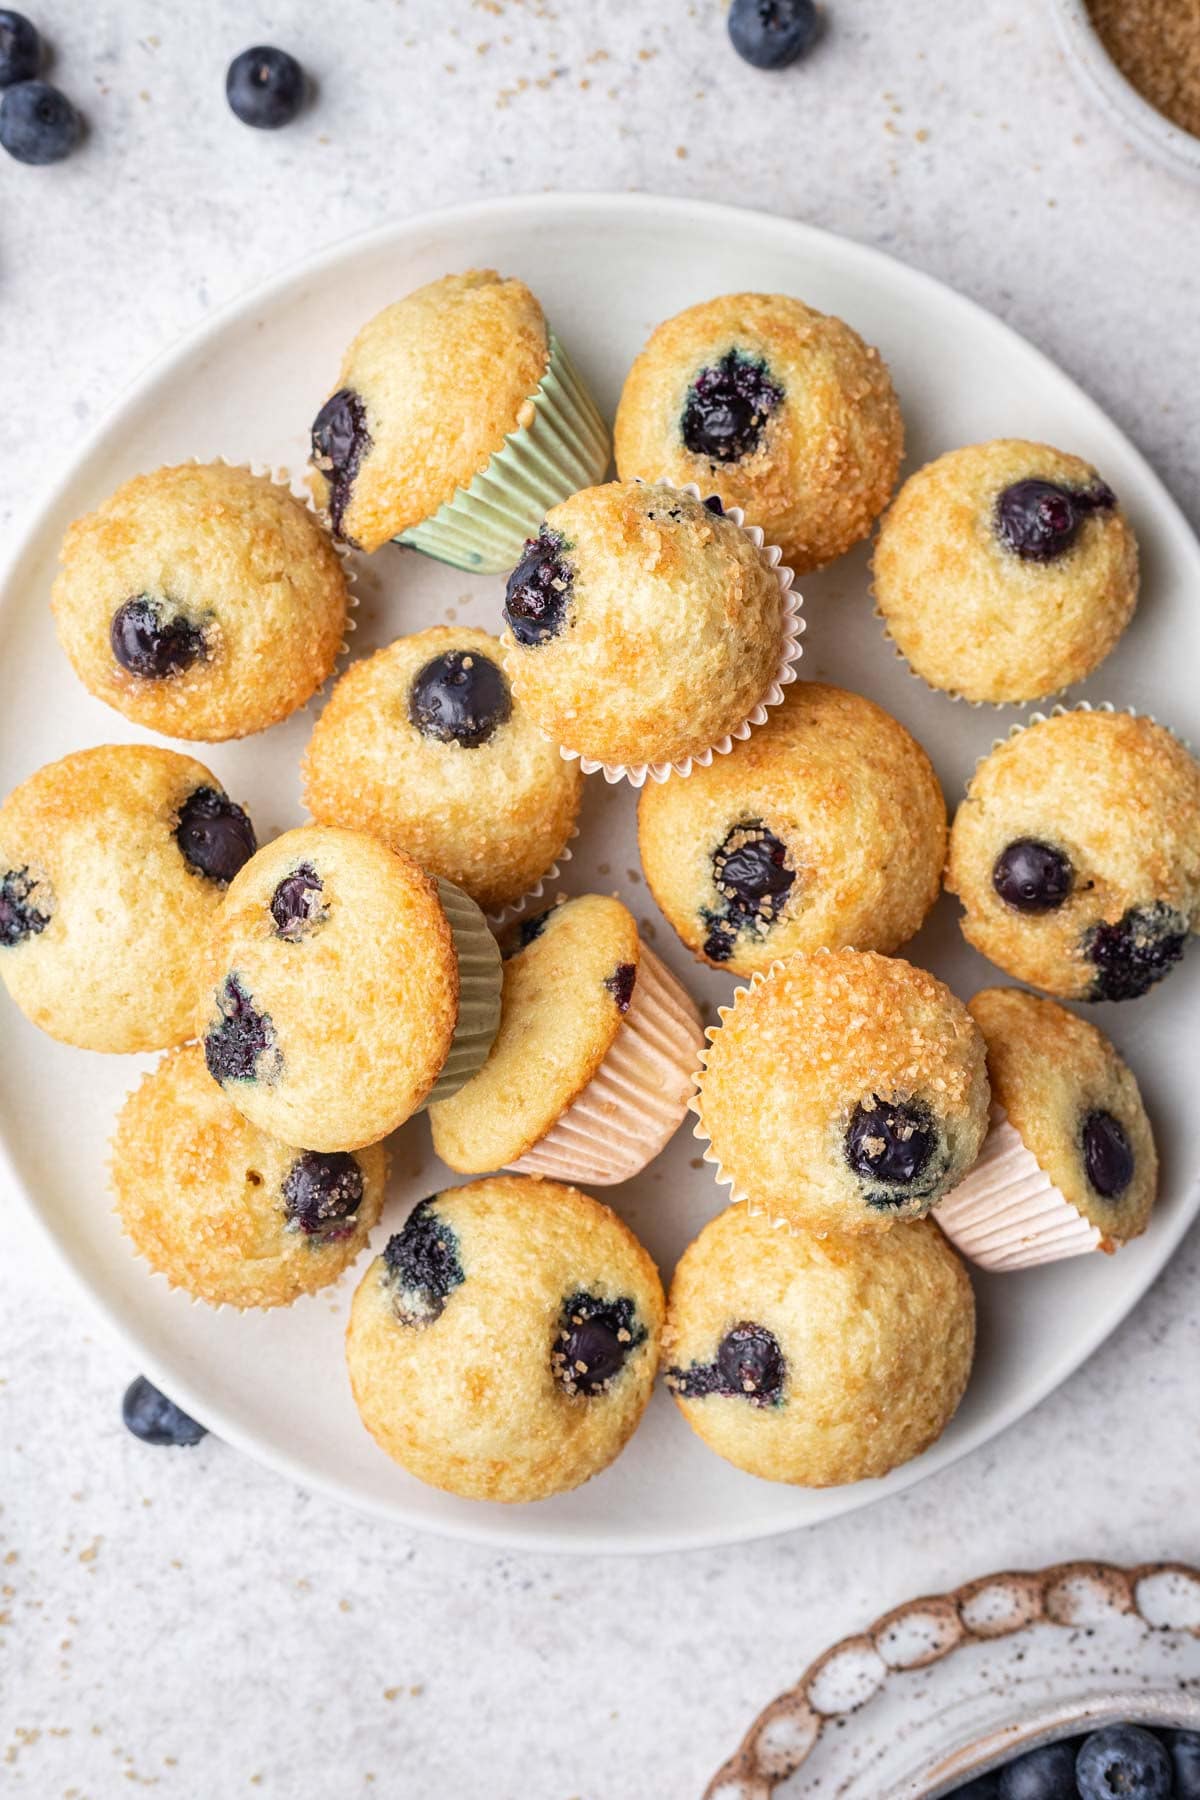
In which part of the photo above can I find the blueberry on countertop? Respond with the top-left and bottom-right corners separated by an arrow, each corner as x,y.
0,10 -> 40,86
122,1375 -> 208,1448
728,0 -> 820,71
1167,1729 -> 1200,1800
1076,1724 -> 1173,1800
226,45 -> 305,129
0,78 -> 80,163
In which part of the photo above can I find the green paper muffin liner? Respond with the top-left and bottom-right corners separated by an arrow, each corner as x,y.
418,878 -> 503,1109
393,332 -> 610,574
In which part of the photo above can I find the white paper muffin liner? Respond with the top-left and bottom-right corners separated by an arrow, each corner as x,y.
485,824 -> 579,928
934,1104 -> 1102,1271
536,479 -> 804,789
417,877 -> 503,1110
508,943 -> 704,1186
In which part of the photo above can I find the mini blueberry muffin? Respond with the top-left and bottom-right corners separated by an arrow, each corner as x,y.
345,1175 -> 665,1502
0,744 -> 256,1053
614,292 -> 903,574
52,462 -> 349,741
872,441 -> 1139,704
112,1045 -> 387,1308
694,949 -> 990,1234
501,479 -> 798,778
309,270 -> 608,569
638,681 -> 945,974
664,1204 -> 974,1487
302,626 -> 583,915
946,708 -> 1200,1001
935,988 -> 1156,1270
430,895 -> 704,1186
198,825 -> 501,1152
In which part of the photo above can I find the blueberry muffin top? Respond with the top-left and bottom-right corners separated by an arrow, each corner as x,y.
694,949 -> 990,1234
51,462 -> 349,742
429,894 -> 642,1173
302,626 -> 582,915
501,480 -> 789,771
112,1044 -> 388,1309
614,292 -> 903,575
637,681 -> 945,975
663,1204 -> 974,1487
198,825 -> 467,1152
0,744 -> 256,1054
345,1174 -> 665,1503
309,270 -> 549,552
872,440 -> 1139,704
967,987 -> 1156,1247
946,709 -> 1200,1002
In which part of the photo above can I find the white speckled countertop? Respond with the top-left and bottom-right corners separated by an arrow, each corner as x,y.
3,2 -> 1199,1795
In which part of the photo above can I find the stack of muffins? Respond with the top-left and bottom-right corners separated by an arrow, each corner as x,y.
3,268 -> 1197,1508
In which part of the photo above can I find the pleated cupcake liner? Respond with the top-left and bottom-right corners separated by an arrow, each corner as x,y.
393,332 -> 611,574
933,1105 -> 1102,1272
509,943 -> 704,1186
485,824 -> 578,927
548,479 -> 804,788
417,876 -> 503,1109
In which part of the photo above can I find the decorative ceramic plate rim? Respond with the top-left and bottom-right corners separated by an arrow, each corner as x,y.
2,192 -> 1199,1555
705,1558 -> 1200,1797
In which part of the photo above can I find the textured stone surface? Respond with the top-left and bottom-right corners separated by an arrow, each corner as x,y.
2,1 -> 1199,1795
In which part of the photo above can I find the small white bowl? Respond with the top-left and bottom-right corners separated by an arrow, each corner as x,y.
1051,0 -> 1200,183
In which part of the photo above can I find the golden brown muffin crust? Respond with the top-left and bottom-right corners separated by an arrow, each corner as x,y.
614,292 -> 903,574
310,271 -> 549,552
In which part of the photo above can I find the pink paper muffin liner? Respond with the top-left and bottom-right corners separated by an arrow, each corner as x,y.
509,944 -> 705,1185
933,1104 -> 1103,1272
555,479 -> 804,788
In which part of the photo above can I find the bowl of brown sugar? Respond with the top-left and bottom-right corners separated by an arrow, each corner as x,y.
1053,0 -> 1200,181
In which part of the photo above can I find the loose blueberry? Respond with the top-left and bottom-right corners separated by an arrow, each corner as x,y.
270,864 -> 325,941
996,1739 -> 1079,1800
1167,1729 -> 1200,1800
1082,1109 -> 1135,1199
225,45 -> 305,129
122,1376 -> 207,1448
175,787 -> 256,885
554,1294 -> 644,1396
716,1322 -> 785,1403
0,866 -> 50,948
944,1778 -> 999,1799
1076,1724 -> 1172,1800
283,1151 -> 364,1240
110,595 -> 206,680
311,387 -> 370,542
204,975 -> 280,1085
992,838 -> 1074,913
995,476 -> 1116,563
0,11 -> 39,86
1084,902 -> 1187,1002
501,907 -> 552,961
408,649 -> 512,749
503,529 -> 573,646
667,1321 -> 786,1407
845,1097 -> 937,1199
604,962 -> 636,1013
681,350 -> 784,463
702,821 -> 795,961
383,1197 -> 464,1326
0,79 -> 79,164
728,0 -> 820,70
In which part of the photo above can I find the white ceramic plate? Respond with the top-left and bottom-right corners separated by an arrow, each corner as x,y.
2,194 -> 1198,1555
706,1559 -> 1200,1797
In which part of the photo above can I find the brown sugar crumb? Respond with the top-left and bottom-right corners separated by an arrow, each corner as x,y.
1087,0 -> 1200,138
